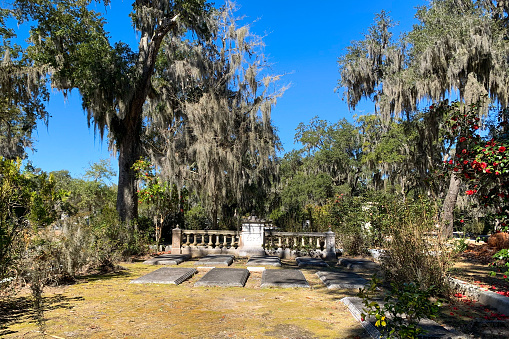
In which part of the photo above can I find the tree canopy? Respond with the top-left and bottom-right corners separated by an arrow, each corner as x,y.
14,0 -> 282,221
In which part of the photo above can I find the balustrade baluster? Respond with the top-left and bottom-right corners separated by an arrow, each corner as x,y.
192,233 -> 197,246
316,237 -> 320,249
278,237 -> 282,248
215,234 -> 220,248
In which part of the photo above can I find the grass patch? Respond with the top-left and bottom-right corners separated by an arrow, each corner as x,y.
1,260 -> 368,338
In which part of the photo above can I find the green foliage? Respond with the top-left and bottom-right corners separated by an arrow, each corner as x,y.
489,247 -> 509,282
184,205 -> 210,230
359,276 -> 441,339
133,158 -> 186,241
0,157 -> 65,291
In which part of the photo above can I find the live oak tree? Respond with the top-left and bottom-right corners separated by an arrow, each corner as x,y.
16,0 -> 214,221
338,0 -> 509,236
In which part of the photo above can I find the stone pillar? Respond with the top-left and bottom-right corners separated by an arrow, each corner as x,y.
171,227 -> 182,254
238,216 -> 266,257
324,230 -> 336,260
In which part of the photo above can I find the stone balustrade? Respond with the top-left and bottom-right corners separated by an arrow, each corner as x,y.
265,231 -> 327,250
171,218 -> 336,259
172,228 -> 240,257
264,230 -> 336,260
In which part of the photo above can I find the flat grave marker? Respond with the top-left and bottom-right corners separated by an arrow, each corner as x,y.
194,268 -> 250,287
246,256 -> 282,267
130,267 -> 196,285
261,269 -> 310,288
143,254 -> 190,265
194,255 -> 235,266
316,271 -> 368,289
337,258 -> 379,272
296,257 -> 328,268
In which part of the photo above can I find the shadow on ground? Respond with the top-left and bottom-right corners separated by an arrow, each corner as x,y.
0,293 -> 84,337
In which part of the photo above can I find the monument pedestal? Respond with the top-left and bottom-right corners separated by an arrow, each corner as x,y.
238,216 -> 266,257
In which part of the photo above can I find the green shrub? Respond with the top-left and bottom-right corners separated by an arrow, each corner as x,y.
359,276 -> 441,339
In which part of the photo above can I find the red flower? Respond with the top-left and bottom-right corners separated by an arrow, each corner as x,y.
463,160 -> 469,165
466,190 -> 474,195
449,160 -> 453,165
499,146 -> 507,152
473,125 -> 479,130
504,275 -> 507,279
481,162 -> 488,169
460,137 -> 467,142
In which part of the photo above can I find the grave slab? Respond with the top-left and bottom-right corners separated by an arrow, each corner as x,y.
142,254 -> 190,265
337,258 -> 379,272
316,271 -> 368,289
130,267 -> 196,285
194,255 -> 235,266
295,257 -> 328,268
246,256 -> 282,267
261,269 -> 310,288
194,268 -> 250,287
341,297 -> 464,338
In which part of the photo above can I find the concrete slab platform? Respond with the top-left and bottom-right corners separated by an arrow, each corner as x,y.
317,271 -> 368,289
261,269 -> 310,288
337,258 -> 379,272
194,268 -> 250,287
194,255 -> 235,266
246,256 -> 282,267
341,297 -> 463,338
143,254 -> 190,265
296,257 -> 328,268
130,267 -> 196,285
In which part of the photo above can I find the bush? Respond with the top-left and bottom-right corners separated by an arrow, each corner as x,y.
378,198 -> 452,294
359,276 -> 441,339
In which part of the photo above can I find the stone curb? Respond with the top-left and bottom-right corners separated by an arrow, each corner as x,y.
449,277 -> 509,316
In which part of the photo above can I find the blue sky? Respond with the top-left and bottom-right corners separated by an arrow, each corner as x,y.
27,0 -> 425,179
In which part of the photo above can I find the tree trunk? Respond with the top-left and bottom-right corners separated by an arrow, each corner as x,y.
441,172 -> 461,238
116,126 -> 140,222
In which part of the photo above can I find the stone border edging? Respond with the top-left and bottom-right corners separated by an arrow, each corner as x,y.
341,297 -> 382,339
449,277 -> 509,316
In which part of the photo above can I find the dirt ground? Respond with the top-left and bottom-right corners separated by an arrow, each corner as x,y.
0,259 -> 369,339
440,244 -> 509,338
